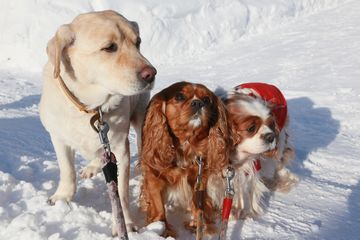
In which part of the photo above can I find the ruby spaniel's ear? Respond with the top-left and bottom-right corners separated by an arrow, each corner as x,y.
207,96 -> 231,170
141,95 -> 175,172
46,24 -> 75,78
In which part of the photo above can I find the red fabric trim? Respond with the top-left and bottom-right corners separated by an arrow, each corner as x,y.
254,158 -> 261,171
244,159 -> 262,176
235,82 -> 287,131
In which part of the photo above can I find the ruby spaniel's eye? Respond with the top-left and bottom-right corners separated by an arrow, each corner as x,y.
136,37 -> 141,49
202,96 -> 210,105
175,92 -> 186,101
102,43 -> 118,52
270,121 -> 275,129
247,124 -> 256,133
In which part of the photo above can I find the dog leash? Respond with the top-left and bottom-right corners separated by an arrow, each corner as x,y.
218,166 -> 235,240
194,156 -> 205,240
91,109 -> 128,240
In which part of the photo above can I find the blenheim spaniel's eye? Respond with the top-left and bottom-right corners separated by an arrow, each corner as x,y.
175,92 -> 186,102
247,124 -> 256,133
101,42 -> 118,52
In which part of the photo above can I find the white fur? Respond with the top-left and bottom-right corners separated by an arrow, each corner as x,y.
39,11 -> 155,232
165,175 -> 193,209
238,97 -> 270,120
208,157 -> 269,219
189,117 -> 202,128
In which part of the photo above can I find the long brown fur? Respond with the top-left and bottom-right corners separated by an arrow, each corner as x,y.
140,82 -> 231,237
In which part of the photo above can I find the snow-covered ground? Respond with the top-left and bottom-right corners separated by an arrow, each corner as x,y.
1,0 -> 360,239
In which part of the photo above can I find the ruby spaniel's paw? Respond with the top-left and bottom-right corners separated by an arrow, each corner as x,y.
138,221 -> 176,237
205,223 -> 218,235
184,220 -> 197,233
184,220 -> 218,236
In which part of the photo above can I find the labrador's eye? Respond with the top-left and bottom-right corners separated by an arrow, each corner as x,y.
136,37 -> 141,49
102,43 -> 118,52
247,124 -> 256,133
175,92 -> 186,101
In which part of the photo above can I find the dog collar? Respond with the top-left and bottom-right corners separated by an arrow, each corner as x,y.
56,75 -> 98,114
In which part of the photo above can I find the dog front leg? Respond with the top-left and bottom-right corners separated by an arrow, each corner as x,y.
48,136 -> 76,205
142,169 -> 175,237
111,137 -> 134,234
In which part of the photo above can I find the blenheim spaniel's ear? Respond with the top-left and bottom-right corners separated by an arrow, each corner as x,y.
206,95 -> 230,172
141,92 -> 176,176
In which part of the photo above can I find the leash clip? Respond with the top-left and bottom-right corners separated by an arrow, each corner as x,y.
95,109 -> 111,155
195,156 -> 204,186
224,166 -> 235,197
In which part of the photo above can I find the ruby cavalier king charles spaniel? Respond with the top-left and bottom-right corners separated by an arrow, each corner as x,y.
140,81 -> 231,237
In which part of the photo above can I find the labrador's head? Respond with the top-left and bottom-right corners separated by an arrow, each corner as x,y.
47,10 -> 156,96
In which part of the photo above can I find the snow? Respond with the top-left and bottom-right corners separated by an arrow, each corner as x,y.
1,0 -> 360,239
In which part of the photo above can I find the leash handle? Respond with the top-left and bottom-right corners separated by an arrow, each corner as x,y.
101,152 -> 128,240
196,209 -> 204,240
221,198 -> 233,221
107,181 -> 128,240
219,167 -> 235,240
194,156 -> 205,240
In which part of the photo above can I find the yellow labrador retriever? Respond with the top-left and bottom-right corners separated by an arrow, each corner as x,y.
39,10 -> 156,233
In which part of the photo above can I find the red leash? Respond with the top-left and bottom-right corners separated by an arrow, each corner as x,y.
219,167 -> 235,240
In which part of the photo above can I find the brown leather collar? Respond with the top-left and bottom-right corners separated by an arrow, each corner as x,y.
56,75 -> 98,114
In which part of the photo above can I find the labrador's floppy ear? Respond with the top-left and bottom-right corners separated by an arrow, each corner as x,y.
46,24 -> 75,78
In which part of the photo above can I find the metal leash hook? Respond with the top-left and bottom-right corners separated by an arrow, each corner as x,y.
97,110 -> 111,156
195,156 -> 205,240
95,109 -> 128,240
219,166 -> 235,240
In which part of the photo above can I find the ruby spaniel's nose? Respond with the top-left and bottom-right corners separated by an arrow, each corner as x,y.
140,66 -> 157,83
191,99 -> 205,112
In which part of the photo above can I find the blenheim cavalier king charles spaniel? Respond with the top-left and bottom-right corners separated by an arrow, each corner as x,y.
208,83 -> 298,219
140,81 -> 231,237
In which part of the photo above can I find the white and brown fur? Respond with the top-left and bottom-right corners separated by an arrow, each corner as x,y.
208,91 -> 298,219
